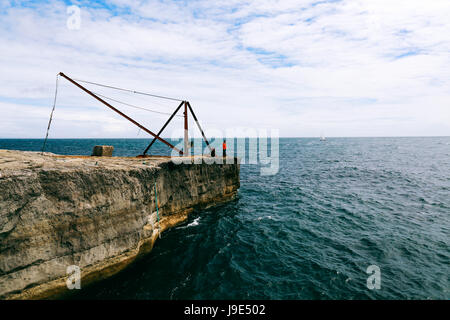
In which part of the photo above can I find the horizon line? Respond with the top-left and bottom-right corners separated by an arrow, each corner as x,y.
0,136 -> 449,139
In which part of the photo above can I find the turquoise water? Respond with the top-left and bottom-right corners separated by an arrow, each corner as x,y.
1,137 -> 449,299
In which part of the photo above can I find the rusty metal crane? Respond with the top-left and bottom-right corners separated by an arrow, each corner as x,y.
42,72 -> 213,157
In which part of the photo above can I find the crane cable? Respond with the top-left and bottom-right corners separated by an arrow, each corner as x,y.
154,181 -> 161,238
73,78 -> 183,102
41,74 -> 59,154
91,91 -> 184,118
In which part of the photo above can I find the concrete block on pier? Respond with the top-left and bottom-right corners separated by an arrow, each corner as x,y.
92,145 -> 114,157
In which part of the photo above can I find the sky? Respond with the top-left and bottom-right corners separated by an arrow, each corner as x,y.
0,0 -> 449,138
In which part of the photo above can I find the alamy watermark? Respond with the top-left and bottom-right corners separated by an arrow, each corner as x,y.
66,265 -> 81,290
366,265 -> 381,290
67,5 -> 81,30
169,128 -> 280,176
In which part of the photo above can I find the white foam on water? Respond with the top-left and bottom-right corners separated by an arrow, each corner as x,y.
178,217 -> 201,229
257,215 -> 274,221
187,217 -> 201,227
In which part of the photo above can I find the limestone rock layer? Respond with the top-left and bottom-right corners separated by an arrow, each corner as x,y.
0,150 -> 240,299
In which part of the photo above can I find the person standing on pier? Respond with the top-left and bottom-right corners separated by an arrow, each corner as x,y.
223,139 -> 227,157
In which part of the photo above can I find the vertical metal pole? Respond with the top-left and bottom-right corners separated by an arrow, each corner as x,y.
184,101 -> 189,155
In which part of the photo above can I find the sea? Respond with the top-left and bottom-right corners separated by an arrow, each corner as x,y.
0,137 -> 448,299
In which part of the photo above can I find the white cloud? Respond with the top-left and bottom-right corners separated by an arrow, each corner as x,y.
0,0 -> 449,139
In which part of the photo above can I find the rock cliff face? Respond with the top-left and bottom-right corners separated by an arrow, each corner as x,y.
0,150 -> 240,299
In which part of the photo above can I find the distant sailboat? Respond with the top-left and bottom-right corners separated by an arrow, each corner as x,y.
320,133 -> 326,141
